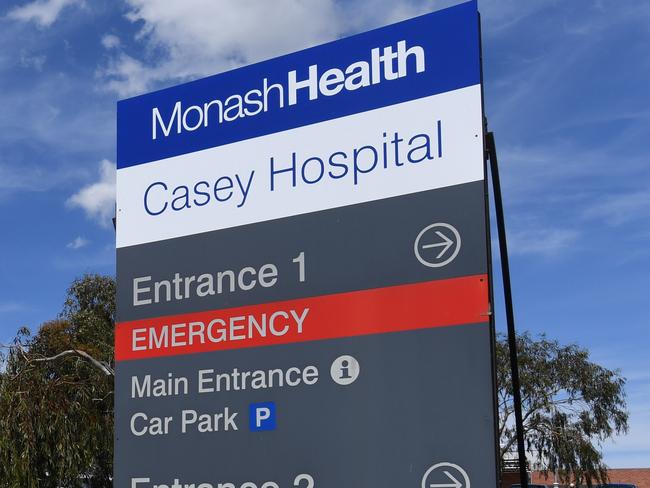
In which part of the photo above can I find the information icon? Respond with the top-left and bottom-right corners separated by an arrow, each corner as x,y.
330,355 -> 360,386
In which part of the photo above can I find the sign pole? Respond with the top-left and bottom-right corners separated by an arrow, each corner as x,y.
486,131 -> 529,488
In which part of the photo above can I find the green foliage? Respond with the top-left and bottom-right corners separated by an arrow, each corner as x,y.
0,274 -> 115,488
497,332 -> 628,485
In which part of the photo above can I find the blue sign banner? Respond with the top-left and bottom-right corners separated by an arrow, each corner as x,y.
117,0 -> 479,169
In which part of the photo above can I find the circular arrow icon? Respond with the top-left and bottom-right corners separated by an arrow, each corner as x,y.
421,462 -> 470,488
414,223 -> 461,268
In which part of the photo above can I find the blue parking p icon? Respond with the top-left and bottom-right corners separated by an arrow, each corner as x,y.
249,402 -> 276,431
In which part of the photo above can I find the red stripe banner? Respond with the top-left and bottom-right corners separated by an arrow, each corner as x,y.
115,274 -> 489,361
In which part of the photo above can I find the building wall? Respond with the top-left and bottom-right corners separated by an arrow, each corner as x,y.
607,469 -> 650,488
501,468 -> 650,488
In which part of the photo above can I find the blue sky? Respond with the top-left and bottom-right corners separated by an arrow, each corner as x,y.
0,0 -> 648,468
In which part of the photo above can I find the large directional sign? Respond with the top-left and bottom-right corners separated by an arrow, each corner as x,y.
115,1 -> 498,487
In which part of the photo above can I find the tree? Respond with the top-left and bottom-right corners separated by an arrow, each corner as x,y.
496,332 -> 628,486
0,274 -> 115,488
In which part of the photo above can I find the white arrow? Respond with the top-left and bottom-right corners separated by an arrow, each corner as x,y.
421,230 -> 454,259
429,470 -> 463,488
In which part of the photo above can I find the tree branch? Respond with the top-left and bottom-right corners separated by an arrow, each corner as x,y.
501,435 -> 518,460
32,349 -> 114,376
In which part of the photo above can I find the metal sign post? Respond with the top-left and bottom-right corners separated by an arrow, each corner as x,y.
487,131 -> 529,488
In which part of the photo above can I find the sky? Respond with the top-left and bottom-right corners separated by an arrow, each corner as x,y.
0,0 -> 648,469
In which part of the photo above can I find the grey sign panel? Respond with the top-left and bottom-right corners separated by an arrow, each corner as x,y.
117,181 -> 487,322
115,324 -> 496,488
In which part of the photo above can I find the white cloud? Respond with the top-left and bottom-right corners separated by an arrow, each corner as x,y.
0,302 -> 23,314
0,65 -> 115,156
583,191 -> 650,227
0,163 -> 49,192
100,0 -> 594,98
99,0 -> 459,97
6,0 -> 83,28
66,159 -> 115,227
0,161 -> 92,206
477,0 -> 550,35
100,0 -> 342,96
101,34 -> 120,49
338,0 -> 458,32
52,242 -> 115,270
506,225 -> 579,257
66,236 -> 89,250
19,50 -> 46,71
100,52 -> 152,98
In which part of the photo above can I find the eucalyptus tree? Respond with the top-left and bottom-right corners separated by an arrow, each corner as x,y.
496,333 -> 628,486
0,275 -> 115,488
